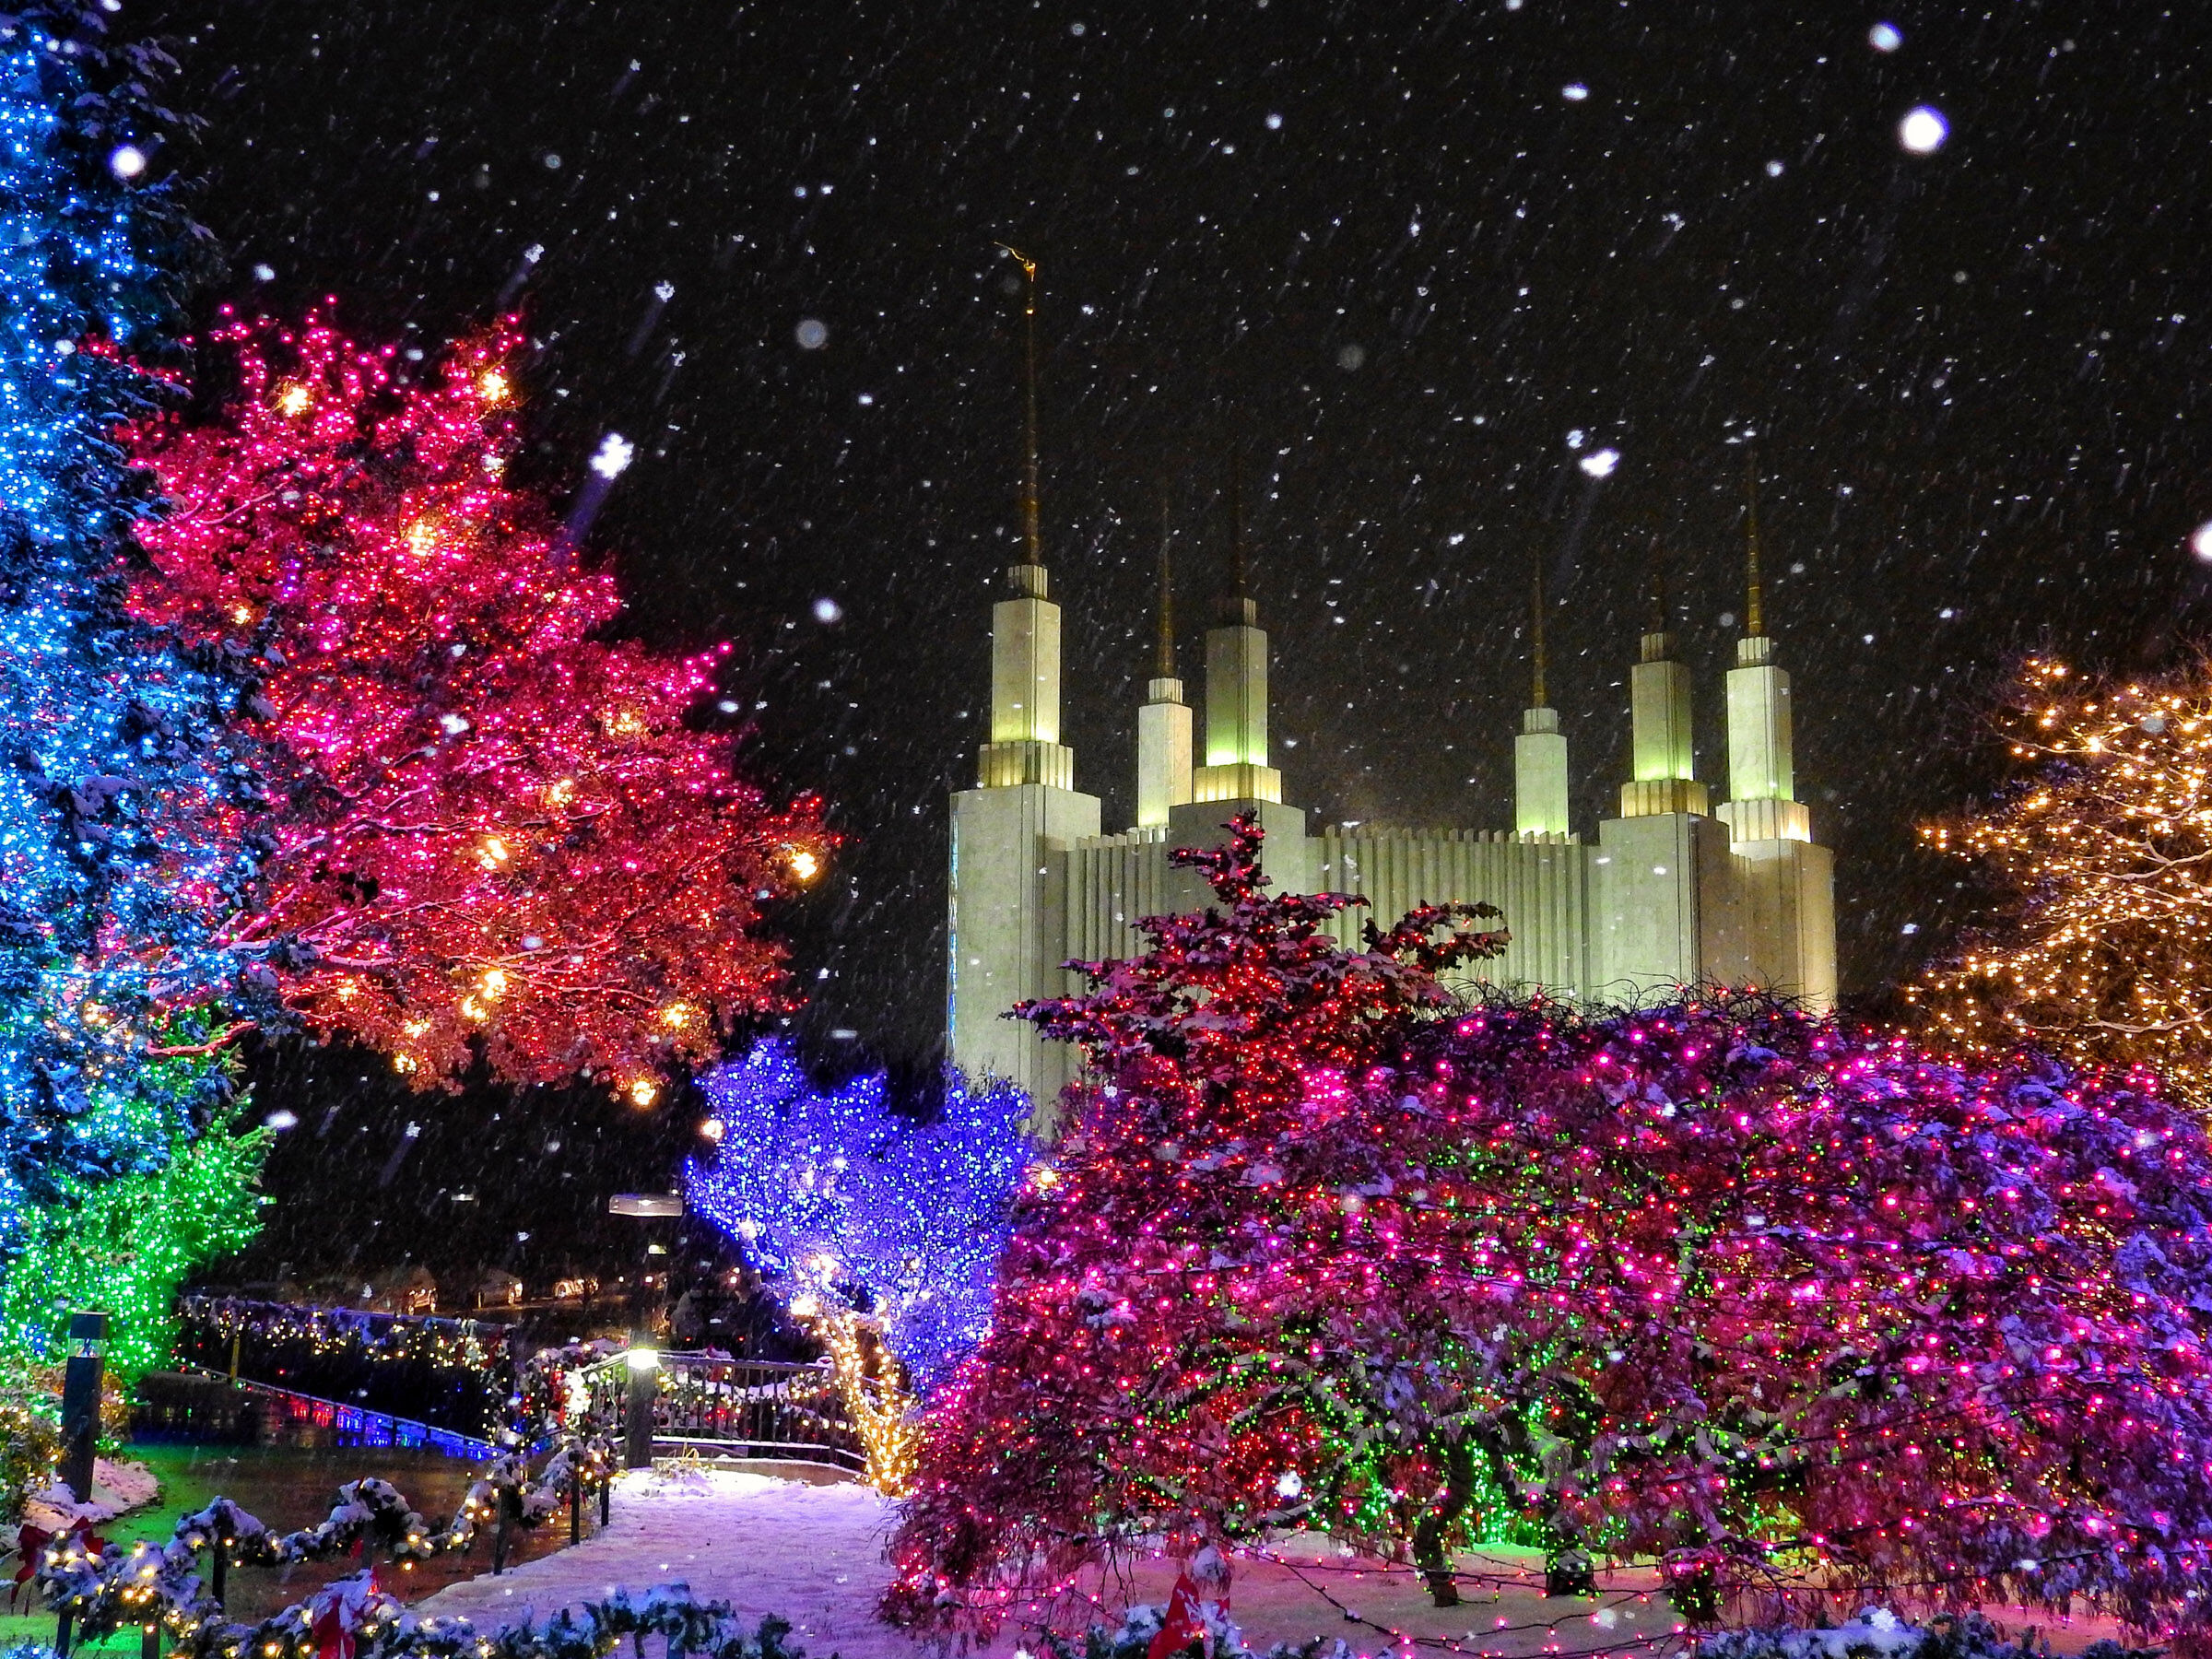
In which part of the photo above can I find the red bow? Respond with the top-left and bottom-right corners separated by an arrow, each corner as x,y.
9,1519 -> 112,1608
310,1568 -> 378,1659
1147,1573 -> 1210,1659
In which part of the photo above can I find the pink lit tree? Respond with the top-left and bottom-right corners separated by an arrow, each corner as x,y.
887,817 -> 2212,1653
126,313 -> 826,1096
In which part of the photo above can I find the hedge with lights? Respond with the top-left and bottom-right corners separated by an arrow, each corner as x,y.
125,312 -> 827,1097
887,815 -> 2212,1654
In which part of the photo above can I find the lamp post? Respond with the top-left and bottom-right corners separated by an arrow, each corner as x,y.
607,1194 -> 681,1469
59,1310 -> 106,1507
623,1336 -> 659,1470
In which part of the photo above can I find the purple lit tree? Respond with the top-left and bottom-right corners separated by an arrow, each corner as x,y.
682,1039 -> 1034,1489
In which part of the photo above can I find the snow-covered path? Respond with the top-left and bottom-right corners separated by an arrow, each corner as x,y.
416,1467 -> 2127,1659
417,1469 -> 917,1659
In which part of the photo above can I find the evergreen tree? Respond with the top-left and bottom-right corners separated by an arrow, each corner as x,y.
0,2 -> 268,1363
1910,653 -> 2212,1112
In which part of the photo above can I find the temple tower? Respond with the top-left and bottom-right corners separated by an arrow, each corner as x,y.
1716,454 -> 1836,1008
947,253 -> 1099,1105
1513,569 -> 1571,838
1594,558 -> 1732,1000
1171,463 -> 1308,895
1135,500 -> 1194,830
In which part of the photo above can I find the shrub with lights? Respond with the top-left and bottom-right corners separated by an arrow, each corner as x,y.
886,816 -> 2212,1657
0,2 -> 275,1371
126,313 -> 828,1097
683,1039 -> 1034,1491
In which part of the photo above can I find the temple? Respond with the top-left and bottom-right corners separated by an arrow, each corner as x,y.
945,277 -> 1834,1102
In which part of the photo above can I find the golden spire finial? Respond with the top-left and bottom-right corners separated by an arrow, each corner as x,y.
996,244 -> 1041,565
1745,444 -> 1765,638
1531,565 -> 1548,708
1228,455 -> 1247,598
1156,488 -> 1176,679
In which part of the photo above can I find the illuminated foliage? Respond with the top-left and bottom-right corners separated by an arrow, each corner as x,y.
685,1040 -> 1033,1395
0,1096 -> 265,1383
888,818 -> 2212,1655
0,1 -> 269,1375
887,814 -> 1515,1627
684,1039 -> 1034,1488
0,4 -> 266,1217
1909,654 -> 2212,1112
128,313 -> 827,1094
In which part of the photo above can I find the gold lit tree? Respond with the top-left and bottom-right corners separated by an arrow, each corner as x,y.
1908,653 -> 2212,1110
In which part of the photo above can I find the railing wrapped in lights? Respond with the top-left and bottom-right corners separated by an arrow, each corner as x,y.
573,1349 -> 863,1476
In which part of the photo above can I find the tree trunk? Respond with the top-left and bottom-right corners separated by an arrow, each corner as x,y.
1412,1434 -> 1477,1606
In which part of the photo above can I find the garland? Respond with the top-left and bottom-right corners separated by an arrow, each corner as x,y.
26,1583 -> 809,1659
31,1441 -> 611,1647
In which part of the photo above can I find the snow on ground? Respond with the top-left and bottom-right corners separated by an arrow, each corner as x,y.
24,1457 -> 161,1529
416,1467 -> 2133,1659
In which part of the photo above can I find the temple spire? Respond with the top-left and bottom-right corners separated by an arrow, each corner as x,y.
1515,562 -> 1571,838
998,244 -> 1043,565
1136,488 -> 1193,829
974,249 -> 1071,792
1530,566 -> 1547,708
1744,445 -> 1764,639
1722,447 -> 1808,840
1620,535 -> 1705,818
1155,490 -> 1176,679
1193,452 -> 1277,804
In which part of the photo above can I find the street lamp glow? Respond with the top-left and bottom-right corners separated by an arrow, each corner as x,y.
1579,447 -> 1620,479
2190,521 -> 2212,563
626,1343 -> 660,1372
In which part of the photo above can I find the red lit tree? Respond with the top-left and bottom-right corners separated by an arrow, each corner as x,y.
126,313 -> 825,1096
884,814 -> 1516,1627
886,818 -> 2212,1654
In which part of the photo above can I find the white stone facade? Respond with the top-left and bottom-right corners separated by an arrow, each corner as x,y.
947,559 -> 1838,1105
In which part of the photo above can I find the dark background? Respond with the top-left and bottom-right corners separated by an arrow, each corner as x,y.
151,0 -> 2211,1281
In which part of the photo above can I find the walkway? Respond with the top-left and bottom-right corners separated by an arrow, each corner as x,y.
416,1468 -> 2127,1659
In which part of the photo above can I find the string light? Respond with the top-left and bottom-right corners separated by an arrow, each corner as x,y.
0,11 -> 271,1370
127,312 -> 830,1095
683,1039 -> 1034,1488
885,814 -> 2212,1653
1911,656 -> 2212,1114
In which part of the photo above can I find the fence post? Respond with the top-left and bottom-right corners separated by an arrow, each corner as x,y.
144,1623 -> 160,1659
599,1469 -> 611,1527
210,1538 -> 227,1609
60,1310 -> 107,1509
624,1334 -> 657,1470
54,1609 -> 72,1656
569,1464 -> 582,1546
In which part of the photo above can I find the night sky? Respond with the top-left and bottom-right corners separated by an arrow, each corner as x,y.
155,0 -> 2212,1276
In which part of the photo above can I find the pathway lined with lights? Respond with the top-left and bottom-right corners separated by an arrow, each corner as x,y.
417,1469 -> 2133,1659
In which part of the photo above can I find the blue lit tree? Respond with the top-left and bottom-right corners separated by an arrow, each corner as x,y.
683,1040 -> 1034,1397
0,2 -> 268,1354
